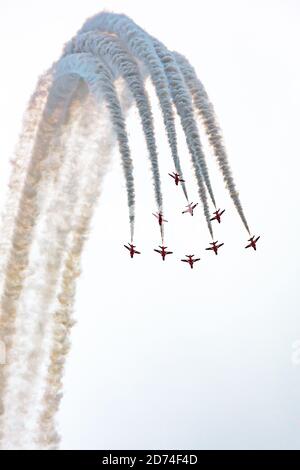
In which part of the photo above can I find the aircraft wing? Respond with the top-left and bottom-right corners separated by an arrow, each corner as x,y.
154,249 -> 161,254
255,236 -> 260,242
124,245 -> 130,250
181,259 -> 189,263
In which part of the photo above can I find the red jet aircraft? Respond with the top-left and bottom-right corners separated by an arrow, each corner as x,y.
154,245 -> 173,261
245,235 -> 260,251
210,208 -> 225,223
153,212 -> 168,226
124,243 -> 141,258
181,255 -> 201,269
206,241 -> 224,255
182,202 -> 198,216
169,172 -> 185,186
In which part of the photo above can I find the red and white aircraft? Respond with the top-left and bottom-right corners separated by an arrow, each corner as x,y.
245,235 -> 260,251
154,245 -> 173,261
181,254 -> 201,269
169,172 -> 185,186
206,241 -> 224,255
210,208 -> 225,223
124,243 -> 141,258
182,202 -> 198,216
153,212 -> 168,226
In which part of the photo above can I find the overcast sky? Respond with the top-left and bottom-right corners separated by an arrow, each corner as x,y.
0,0 -> 299,450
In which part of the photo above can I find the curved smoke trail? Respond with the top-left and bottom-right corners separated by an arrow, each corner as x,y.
64,31 -> 163,214
36,123 -> 112,449
0,75 -> 80,437
55,52 -> 136,240
0,84 -> 97,449
79,12 -> 214,235
80,13 -> 191,203
0,11 -> 250,448
0,73 -> 53,295
151,38 -> 216,207
173,52 -> 250,234
0,74 -> 85,447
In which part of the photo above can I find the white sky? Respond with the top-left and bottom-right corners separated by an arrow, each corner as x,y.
0,0 -> 300,450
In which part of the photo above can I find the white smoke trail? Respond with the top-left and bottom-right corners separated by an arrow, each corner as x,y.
32,70 -> 133,450
0,75 -> 83,442
151,44 -> 214,237
34,74 -> 134,449
64,30 -> 164,213
0,56 -> 131,448
174,52 -> 250,234
0,83 -> 92,449
151,38 -> 216,207
79,12 -> 214,235
36,106 -> 114,450
80,12 -> 190,202
54,52 -> 135,241
0,73 -> 52,295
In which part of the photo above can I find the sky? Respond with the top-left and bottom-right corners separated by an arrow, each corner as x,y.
0,0 -> 300,450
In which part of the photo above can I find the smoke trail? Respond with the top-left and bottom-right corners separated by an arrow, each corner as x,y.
0,76 -> 82,442
64,31 -> 163,212
0,84 -> 92,449
0,54 -> 129,448
80,12 -> 190,202
36,109 -> 114,449
34,76 -> 133,449
0,73 -> 52,295
54,53 -> 135,241
151,38 -> 216,207
150,40 -> 215,235
174,52 -> 250,234
0,77 -> 80,446
79,12 -> 214,233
